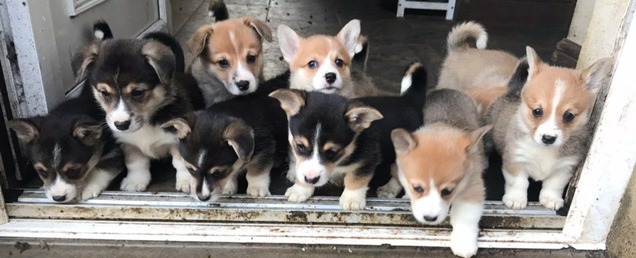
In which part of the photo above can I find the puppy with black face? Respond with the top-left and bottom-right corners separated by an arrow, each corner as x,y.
163,94 -> 287,202
9,88 -> 123,203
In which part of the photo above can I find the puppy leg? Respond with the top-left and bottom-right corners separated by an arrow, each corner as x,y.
120,145 -> 152,191
539,168 -> 573,210
285,181 -> 315,203
170,146 -> 192,193
501,162 -> 529,209
246,161 -> 272,198
341,171 -> 372,210
285,151 -> 297,182
377,164 -> 403,198
449,200 -> 483,258
81,169 -> 118,200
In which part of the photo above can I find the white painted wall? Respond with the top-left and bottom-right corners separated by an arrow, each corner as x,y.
567,0 -> 596,45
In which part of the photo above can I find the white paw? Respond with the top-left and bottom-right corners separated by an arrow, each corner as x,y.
120,170 -> 151,191
376,182 -> 401,198
502,190 -> 527,209
175,170 -> 192,193
450,229 -> 478,258
285,184 -> 314,202
222,179 -> 238,195
81,184 -> 105,201
339,188 -> 367,210
539,190 -> 564,210
247,185 -> 271,198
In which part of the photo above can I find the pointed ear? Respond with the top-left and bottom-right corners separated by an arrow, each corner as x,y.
466,125 -> 492,154
142,41 -> 176,85
73,121 -> 103,146
161,118 -> 192,139
187,25 -> 213,56
223,120 -> 254,161
8,119 -> 40,143
71,43 -> 100,84
507,58 -> 529,97
391,129 -> 416,155
269,89 -> 306,116
243,16 -> 273,42
277,24 -> 300,62
525,46 -> 542,80
581,58 -> 614,95
345,103 -> 383,132
336,19 -> 361,58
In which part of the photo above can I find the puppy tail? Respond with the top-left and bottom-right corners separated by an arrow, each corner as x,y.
143,32 -> 185,73
209,0 -> 229,22
400,62 -> 429,110
93,20 -> 113,40
447,21 -> 488,52
351,35 -> 369,72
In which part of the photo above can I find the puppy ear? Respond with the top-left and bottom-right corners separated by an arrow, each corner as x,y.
269,89 -> 306,116
187,25 -> 213,56
73,121 -> 103,146
391,129 -> 416,154
525,46 -> 542,80
142,41 -> 176,85
345,103 -> 383,132
466,125 -> 492,154
277,24 -> 300,62
581,58 -> 614,95
337,19 -> 361,58
507,58 -> 529,97
243,17 -> 273,42
223,120 -> 254,161
161,118 -> 192,139
71,43 -> 100,84
8,119 -> 40,143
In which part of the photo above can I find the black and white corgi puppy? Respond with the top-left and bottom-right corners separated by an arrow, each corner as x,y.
269,63 -> 428,210
162,94 -> 287,202
9,87 -> 124,203
72,23 -> 203,193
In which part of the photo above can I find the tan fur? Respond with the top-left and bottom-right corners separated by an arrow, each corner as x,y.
465,86 -> 507,116
344,171 -> 372,190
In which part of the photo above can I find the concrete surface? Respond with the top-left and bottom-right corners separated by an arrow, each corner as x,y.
607,166 -> 636,258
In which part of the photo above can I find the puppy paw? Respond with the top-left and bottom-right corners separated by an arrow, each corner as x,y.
247,185 -> 271,198
222,178 -> 238,195
175,170 -> 192,193
502,190 -> 527,209
539,190 -> 564,210
120,170 -> 151,191
450,229 -> 478,258
81,184 -> 105,201
285,184 -> 313,202
339,188 -> 367,210
376,183 -> 401,198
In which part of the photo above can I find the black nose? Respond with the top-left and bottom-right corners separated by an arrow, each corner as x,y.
542,135 -> 557,145
52,195 -> 67,202
305,175 -> 320,184
325,73 -> 336,84
197,194 -> 211,202
236,80 -> 250,91
114,120 -> 131,130
423,215 -> 438,222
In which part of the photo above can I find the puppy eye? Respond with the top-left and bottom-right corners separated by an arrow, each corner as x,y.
532,107 -> 543,118
563,111 -> 576,123
296,144 -> 309,156
335,58 -> 344,68
307,60 -> 318,69
218,59 -> 230,68
441,188 -> 453,197
323,149 -> 338,160
211,171 -> 224,179
413,185 -> 424,194
99,90 -> 111,101
66,168 -> 82,179
246,54 -> 256,64
35,169 -> 48,178
130,89 -> 145,100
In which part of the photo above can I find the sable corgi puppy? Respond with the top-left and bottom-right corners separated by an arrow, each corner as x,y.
9,87 -> 124,203
390,89 -> 490,258
488,47 -> 613,210
188,16 -> 273,106
72,28 -> 203,193
277,20 -> 386,98
437,21 -> 520,116
162,94 -> 287,202
270,63 -> 428,210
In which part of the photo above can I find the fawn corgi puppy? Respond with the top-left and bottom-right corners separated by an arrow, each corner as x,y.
437,21 -> 520,116
162,94 -> 287,202
488,47 -> 613,210
277,20 -> 386,98
270,63 -> 428,210
391,89 -> 490,258
188,17 -> 273,106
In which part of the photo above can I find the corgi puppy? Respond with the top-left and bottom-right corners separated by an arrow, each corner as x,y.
162,94 -> 287,202
437,21 -> 520,116
390,89 -> 490,258
277,20 -> 387,98
488,47 -> 613,210
8,86 -> 124,203
188,16 -> 273,106
270,63 -> 428,210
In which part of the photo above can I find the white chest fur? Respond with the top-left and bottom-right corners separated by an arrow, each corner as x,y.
511,136 -> 580,181
114,125 -> 178,159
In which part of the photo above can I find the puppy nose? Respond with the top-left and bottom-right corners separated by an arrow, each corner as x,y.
542,135 -> 557,145
236,80 -> 250,91
304,175 -> 320,184
423,215 -> 438,222
197,194 -> 211,202
325,73 -> 336,84
52,195 -> 67,202
114,120 -> 131,130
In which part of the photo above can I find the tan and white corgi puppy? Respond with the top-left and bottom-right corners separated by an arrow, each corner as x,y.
277,20 -> 386,98
188,16 -> 273,106
437,21 -> 520,116
488,47 -> 613,210
390,89 -> 490,258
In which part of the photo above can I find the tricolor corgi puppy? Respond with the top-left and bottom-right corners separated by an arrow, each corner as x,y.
162,94 -> 287,202
9,87 -> 124,203
488,47 -> 613,210
188,16 -> 273,106
277,20 -> 387,98
437,21 -> 519,116
390,89 -> 490,258
270,63 -> 428,210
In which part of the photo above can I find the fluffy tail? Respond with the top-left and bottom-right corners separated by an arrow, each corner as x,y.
93,20 -> 113,40
447,21 -> 488,52
400,62 -> 428,110
351,35 -> 369,72
209,0 -> 229,22
143,32 -> 185,73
